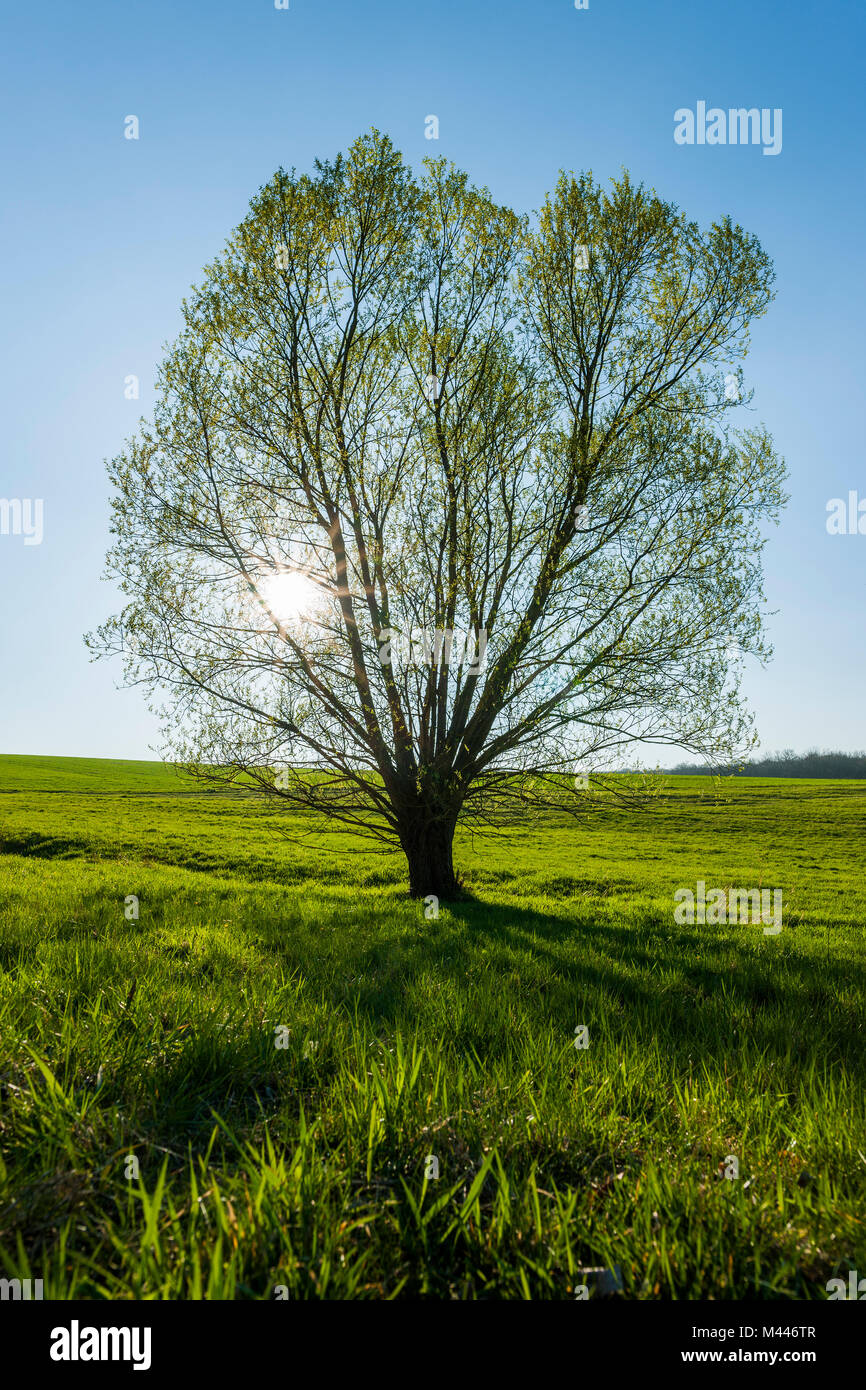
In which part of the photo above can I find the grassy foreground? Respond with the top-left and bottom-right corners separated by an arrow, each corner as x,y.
0,755 -> 864,1299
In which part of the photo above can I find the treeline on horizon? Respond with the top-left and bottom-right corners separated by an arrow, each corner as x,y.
669,749 -> 866,778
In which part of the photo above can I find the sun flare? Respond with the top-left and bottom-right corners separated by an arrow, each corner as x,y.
258,570 -> 320,624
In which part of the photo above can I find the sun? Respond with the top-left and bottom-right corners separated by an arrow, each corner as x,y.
258,570 -> 320,624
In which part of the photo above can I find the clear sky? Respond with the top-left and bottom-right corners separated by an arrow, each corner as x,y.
1,0 -> 863,761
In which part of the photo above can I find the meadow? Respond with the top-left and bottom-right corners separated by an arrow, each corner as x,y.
0,754 -> 864,1299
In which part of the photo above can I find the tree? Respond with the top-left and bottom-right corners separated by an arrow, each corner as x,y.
88,131 -> 786,899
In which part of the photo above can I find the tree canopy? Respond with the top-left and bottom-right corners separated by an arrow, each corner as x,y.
88,130 -> 787,897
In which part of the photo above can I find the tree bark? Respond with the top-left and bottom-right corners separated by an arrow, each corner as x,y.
400,815 -> 460,900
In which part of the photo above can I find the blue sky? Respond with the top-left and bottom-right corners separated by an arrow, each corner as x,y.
1,0 -> 863,761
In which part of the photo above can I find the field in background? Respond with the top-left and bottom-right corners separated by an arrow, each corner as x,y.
0,755 -> 864,1298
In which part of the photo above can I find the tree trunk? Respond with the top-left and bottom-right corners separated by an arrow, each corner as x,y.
400,816 -> 459,900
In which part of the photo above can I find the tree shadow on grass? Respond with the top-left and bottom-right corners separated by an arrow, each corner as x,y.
295,892 -> 866,1075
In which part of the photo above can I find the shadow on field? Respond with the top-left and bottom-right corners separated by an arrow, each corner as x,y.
306,892 -> 866,1073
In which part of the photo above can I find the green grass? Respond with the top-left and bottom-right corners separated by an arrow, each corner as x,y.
0,756 -> 864,1299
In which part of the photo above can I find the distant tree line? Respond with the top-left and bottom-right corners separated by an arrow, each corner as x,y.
669,749 -> 866,778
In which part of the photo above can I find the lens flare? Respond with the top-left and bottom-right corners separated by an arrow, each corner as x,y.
258,570 -> 320,624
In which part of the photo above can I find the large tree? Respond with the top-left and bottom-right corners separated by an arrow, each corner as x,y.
88,131 -> 786,898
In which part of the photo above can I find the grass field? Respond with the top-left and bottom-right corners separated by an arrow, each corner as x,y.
0,754 -> 864,1299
